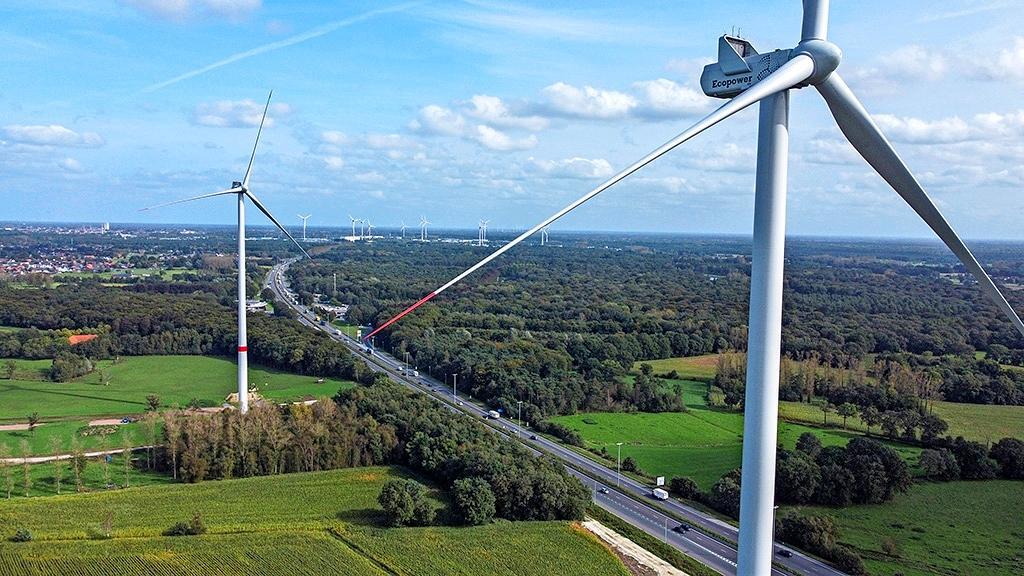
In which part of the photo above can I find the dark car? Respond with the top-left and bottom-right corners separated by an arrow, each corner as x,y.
776,549 -> 793,558
672,524 -> 691,533
530,434 -> 538,440
597,487 -> 610,495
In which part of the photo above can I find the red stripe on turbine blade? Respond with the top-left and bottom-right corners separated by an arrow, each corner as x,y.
238,346 -> 248,352
363,292 -> 438,341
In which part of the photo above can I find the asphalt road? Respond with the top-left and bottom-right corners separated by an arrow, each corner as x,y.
267,259 -> 846,576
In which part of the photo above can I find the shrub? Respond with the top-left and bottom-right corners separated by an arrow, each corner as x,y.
989,437 -> 1024,479
452,477 -> 496,526
669,476 -> 700,500
164,512 -> 207,536
10,529 -> 32,542
534,420 -> 584,447
378,478 -> 435,527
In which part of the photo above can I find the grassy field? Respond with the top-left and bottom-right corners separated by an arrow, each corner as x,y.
0,466 -> 629,576
331,321 -> 361,339
0,355 -> 355,421
0,453 -> 173,499
551,379 -> 921,489
792,480 -> 1024,576
640,354 -> 1024,443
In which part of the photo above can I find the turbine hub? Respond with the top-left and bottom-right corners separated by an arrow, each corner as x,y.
792,39 -> 842,86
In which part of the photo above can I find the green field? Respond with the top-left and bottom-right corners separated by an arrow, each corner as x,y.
331,321 -> 361,339
632,354 -> 728,381
0,355 -> 355,421
0,453 -> 173,499
0,355 -> 355,456
551,379 -> 921,489
0,466 -> 628,576
792,480 -> 1024,576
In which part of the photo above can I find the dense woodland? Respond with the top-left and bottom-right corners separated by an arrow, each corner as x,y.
287,235 -> 1024,419
155,379 -> 589,526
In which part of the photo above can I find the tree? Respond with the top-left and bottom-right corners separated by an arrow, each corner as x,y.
919,413 -> 948,444
860,406 -> 880,435
27,412 -> 39,435
918,448 -> 960,481
70,437 -> 86,492
3,360 -> 15,380
820,402 -> 835,425
19,440 -> 31,497
795,432 -> 822,459
620,456 -> 640,474
452,477 -> 496,526
378,479 -> 416,527
813,464 -> 854,506
775,451 -> 820,504
836,403 -> 858,429
121,431 -> 134,488
709,476 -> 741,519
0,443 -> 12,499
49,436 -> 63,495
146,394 -> 161,412
989,437 -> 1024,479
669,476 -> 700,500
950,437 -> 999,480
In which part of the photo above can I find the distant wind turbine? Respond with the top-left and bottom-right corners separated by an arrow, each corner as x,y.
540,226 -> 549,246
400,220 -> 407,240
348,215 -> 359,238
478,219 -> 489,246
419,216 -> 430,241
298,214 -> 311,241
141,92 -> 310,415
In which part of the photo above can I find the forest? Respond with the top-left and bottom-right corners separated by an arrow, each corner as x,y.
286,235 -> 1024,419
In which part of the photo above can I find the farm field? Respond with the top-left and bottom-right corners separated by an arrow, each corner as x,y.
0,453 -> 172,499
0,466 -> 628,576
632,353 -> 730,382
792,480 -> 1024,576
551,378 -> 922,489
0,355 -> 354,421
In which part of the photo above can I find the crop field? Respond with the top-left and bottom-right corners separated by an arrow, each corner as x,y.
631,354 -> 730,382
793,480 -> 1024,576
0,355 -> 354,421
551,378 -> 921,489
0,466 -> 628,576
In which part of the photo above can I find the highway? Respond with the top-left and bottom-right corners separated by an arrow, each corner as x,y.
267,258 -> 846,576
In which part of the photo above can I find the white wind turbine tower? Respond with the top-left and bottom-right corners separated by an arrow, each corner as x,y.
297,214 -> 311,242
366,219 -> 375,238
419,216 -> 430,241
363,2 -> 1024,572
348,215 -> 359,239
400,221 -> 407,240
478,219 -> 489,246
540,226 -> 549,246
142,92 -> 310,415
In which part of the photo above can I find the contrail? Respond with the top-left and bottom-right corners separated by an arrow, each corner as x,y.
140,1 -> 424,94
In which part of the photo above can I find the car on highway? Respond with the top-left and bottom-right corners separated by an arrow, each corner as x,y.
530,434 -> 538,440
597,487 -> 609,494
776,549 -> 793,558
672,524 -> 691,533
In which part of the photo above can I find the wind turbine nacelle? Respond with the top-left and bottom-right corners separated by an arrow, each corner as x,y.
700,36 -> 793,99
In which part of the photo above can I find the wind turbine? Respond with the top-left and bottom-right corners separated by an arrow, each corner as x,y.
297,214 -> 311,242
419,216 -> 430,241
348,215 -> 359,239
400,220 -> 408,240
540,226 -> 549,246
478,219 -> 489,246
142,92 -> 311,415
366,219 -> 375,238
362,2 -> 1024,572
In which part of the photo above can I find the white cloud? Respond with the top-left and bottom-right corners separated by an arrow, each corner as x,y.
632,78 -> 712,118
849,45 -> 948,90
2,124 -> 104,148
119,0 -> 260,22
967,36 -> 1024,82
192,99 -> 290,128
365,133 -> 420,150
320,130 -> 349,145
540,82 -> 636,119
681,143 -> 756,172
464,95 -> 548,131
323,156 -> 344,171
57,158 -> 84,173
410,105 -> 466,136
529,156 -> 613,179
874,114 -> 974,144
473,125 -> 537,151
354,171 -> 386,183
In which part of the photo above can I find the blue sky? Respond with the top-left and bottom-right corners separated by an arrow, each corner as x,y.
2,0 -> 1024,238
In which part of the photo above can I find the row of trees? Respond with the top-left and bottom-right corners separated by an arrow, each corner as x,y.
157,378 -> 589,525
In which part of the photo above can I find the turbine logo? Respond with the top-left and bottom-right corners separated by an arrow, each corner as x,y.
711,75 -> 752,89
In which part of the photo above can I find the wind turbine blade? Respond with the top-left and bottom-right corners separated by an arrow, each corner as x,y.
242,91 -> 273,188
139,187 -> 240,211
817,72 -> 1024,338
363,54 -> 816,341
244,190 -> 312,259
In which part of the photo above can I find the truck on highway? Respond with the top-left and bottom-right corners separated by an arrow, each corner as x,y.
652,488 -> 669,500
486,410 -> 500,419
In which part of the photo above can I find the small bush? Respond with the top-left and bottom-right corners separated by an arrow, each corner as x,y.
10,529 -> 32,542
164,512 -> 207,536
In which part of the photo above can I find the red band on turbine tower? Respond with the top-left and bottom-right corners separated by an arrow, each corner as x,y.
238,346 -> 248,352
363,291 -> 438,341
